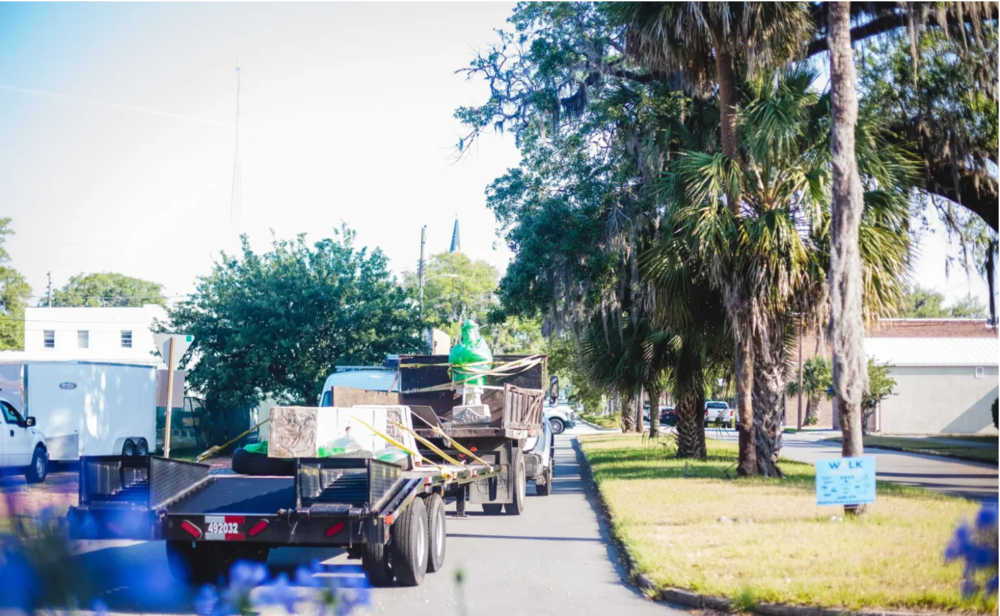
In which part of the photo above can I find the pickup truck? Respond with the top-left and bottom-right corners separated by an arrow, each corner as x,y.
705,401 -> 734,428
544,403 -> 576,435
0,397 -> 48,483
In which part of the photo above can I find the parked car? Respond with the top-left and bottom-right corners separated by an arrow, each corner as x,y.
523,416 -> 554,496
704,401 -> 734,428
659,406 -> 677,427
544,403 -> 576,435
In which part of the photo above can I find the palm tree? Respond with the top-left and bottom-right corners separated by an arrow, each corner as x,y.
607,1 -> 813,475
786,356 -> 833,425
645,66 -> 914,476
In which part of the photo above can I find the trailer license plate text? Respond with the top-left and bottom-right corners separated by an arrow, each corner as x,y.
208,522 -> 239,535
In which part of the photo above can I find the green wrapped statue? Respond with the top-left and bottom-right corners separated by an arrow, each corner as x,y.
449,319 -> 493,387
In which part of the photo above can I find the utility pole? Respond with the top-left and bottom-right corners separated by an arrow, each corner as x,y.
418,225 -> 427,313
163,338 -> 176,459
46,272 -> 53,307
797,317 -> 804,430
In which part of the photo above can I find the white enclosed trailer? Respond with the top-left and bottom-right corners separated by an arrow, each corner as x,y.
0,361 -> 157,461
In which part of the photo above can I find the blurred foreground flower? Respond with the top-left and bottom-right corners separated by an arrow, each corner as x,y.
945,501 -> 999,598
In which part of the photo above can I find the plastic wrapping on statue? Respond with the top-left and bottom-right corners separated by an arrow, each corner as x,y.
448,319 -> 493,387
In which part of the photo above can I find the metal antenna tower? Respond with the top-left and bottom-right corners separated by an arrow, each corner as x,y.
228,64 -> 242,247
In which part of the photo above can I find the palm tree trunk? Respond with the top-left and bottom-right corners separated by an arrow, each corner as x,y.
734,331 -> 756,476
713,38 -> 741,216
753,329 -> 786,477
675,385 -> 707,459
647,381 -> 661,438
828,1 -> 869,517
620,397 -> 635,432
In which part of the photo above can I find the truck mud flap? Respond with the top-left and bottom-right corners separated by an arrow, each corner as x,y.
68,455 -> 210,540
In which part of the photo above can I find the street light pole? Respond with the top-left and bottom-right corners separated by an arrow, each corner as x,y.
418,225 -> 426,315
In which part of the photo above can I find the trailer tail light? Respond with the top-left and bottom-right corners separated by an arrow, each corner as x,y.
248,520 -> 268,537
325,522 -> 345,538
181,520 -> 202,539
385,514 -> 394,526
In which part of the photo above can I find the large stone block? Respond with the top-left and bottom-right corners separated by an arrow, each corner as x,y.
268,406 -> 392,458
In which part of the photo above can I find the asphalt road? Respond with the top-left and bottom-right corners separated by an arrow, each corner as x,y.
706,428 -> 999,501
66,425 -> 682,616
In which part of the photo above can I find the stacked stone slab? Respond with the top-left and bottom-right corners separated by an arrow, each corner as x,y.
268,405 -> 417,459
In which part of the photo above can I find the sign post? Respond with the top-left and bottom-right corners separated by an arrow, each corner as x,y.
153,333 -> 194,459
815,456 -> 876,507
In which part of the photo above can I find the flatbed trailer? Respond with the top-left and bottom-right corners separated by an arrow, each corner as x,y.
67,453 -> 499,587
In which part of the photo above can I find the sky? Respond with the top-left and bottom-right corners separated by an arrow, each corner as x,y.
0,2 -> 991,311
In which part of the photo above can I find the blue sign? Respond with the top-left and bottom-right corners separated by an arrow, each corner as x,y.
815,456 -> 876,506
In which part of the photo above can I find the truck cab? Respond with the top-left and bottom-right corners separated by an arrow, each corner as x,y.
0,396 -> 48,482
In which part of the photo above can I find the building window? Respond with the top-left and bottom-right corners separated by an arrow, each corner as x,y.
975,367 -> 984,379
78,330 -> 89,349
121,330 -> 133,349
43,330 -> 55,349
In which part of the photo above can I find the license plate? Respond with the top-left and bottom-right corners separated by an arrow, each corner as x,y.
204,515 -> 245,540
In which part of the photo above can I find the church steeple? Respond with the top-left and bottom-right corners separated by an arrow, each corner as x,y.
450,216 -> 461,253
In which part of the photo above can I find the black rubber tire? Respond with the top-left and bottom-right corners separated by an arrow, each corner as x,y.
25,446 -> 47,483
549,417 -> 565,435
231,447 -> 295,476
361,543 -> 394,587
535,465 -> 552,496
392,497 -> 429,587
505,453 -> 526,515
481,503 -> 504,515
424,494 -> 446,573
136,438 -> 149,457
122,439 -> 136,457
166,541 -> 220,585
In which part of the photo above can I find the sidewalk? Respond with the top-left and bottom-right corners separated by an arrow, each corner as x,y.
708,429 -> 998,501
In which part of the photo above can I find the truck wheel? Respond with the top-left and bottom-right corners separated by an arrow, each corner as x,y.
122,439 -> 137,457
136,438 -> 149,457
424,494 -> 446,573
166,541 -> 219,585
26,446 -> 47,483
535,465 -> 553,496
481,504 -> 504,515
549,417 -> 565,435
505,454 -> 526,515
361,543 -> 394,587
392,497 -> 428,587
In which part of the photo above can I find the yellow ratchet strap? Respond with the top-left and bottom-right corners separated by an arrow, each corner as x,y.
389,420 -> 465,468
431,427 -> 495,472
349,415 -> 447,476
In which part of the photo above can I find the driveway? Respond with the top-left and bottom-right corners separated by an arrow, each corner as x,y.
707,428 -> 998,501
62,425 -> 683,616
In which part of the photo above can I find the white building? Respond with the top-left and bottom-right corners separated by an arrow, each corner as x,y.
2,305 -> 169,365
865,336 -> 999,434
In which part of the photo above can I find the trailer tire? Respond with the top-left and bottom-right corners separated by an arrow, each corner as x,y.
26,446 -> 47,483
392,497 -> 428,587
136,438 -> 149,457
231,447 -> 294,476
481,503 -> 504,515
424,494 -> 446,573
122,439 -> 137,457
504,453 -> 526,515
361,543 -> 394,587
166,541 -> 219,586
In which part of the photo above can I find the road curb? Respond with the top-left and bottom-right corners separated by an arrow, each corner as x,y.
574,437 -> 954,616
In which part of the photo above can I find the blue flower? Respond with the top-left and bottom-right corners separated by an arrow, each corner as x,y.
255,572 -> 299,613
92,598 -> 108,616
975,503 -> 998,531
194,585 -> 221,616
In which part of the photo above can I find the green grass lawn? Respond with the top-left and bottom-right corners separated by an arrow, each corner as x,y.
579,412 -> 620,429
579,434 -> 995,614
828,436 -> 998,464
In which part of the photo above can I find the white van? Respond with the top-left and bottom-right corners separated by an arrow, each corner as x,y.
0,361 -> 157,463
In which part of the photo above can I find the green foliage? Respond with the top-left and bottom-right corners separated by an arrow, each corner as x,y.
169,227 -> 425,407
864,359 -> 897,412
949,295 -> 988,318
546,335 -> 604,414
49,272 -> 165,308
402,251 -> 498,340
786,356 -> 833,400
899,285 -> 988,318
0,218 -> 30,350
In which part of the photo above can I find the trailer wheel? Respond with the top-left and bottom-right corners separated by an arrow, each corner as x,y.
481,503 -> 504,515
136,438 -> 149,457
504,453 -> 526,515
122,439 -> 137,457
166,541 -> 219,586
424,494 -> 446,573
25,446 -> 47,483
361,543 -> 394,587
392,497 -> 428,587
